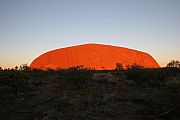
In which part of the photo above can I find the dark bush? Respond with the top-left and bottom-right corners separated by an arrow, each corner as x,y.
63,66 -> 93,88
0,70 -> 30,97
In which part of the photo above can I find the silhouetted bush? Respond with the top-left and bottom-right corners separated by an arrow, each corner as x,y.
115,63 -> 124,70
125,64 -> 147,85
124,64 -> 180,87
19,64 -> 30,71
167,60 -> 180,68
0,70 -> 30,97
64,67 -> 92,88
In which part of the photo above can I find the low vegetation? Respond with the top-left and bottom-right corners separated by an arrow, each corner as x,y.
0,61 -> 180,120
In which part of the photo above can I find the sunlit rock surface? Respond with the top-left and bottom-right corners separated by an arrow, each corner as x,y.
30,44 -> 159,70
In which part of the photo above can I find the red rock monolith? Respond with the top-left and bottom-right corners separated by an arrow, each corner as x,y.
30,44 -> 159,70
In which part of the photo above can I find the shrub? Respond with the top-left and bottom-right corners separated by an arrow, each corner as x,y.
125,64 -> 146,85
115,63 -> 124,70
0,70 -> 30,97
64,66 -> 92,88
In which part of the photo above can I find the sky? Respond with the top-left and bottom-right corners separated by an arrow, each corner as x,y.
0,0 -> 180,68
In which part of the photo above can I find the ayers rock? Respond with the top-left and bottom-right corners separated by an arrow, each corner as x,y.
30,44 -> 159,70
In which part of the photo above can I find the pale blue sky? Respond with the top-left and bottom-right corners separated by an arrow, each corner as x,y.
0,0 -> 180,68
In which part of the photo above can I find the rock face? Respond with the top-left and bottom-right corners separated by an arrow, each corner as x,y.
30,44 -> 159,70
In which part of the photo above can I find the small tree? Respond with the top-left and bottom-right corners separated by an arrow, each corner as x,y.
115,63 -> 124,70
167,60 -> 180,68
175,60 -> 180,68
15,66 -> 18,70
20,64 -> 30,71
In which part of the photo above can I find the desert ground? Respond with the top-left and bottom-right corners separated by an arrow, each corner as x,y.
0,66 -> 180,120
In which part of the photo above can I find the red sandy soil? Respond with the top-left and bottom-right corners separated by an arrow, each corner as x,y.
30,44 -> 159,70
